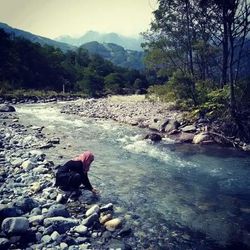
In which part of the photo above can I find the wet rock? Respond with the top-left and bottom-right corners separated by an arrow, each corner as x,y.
100,203 -> 113,212
144,133 -> 162,142
2,217 -> 29,235
0,105 -> 16,112
85,204 -> 100,217
104,218 -> 122,231
46,204 -> 70,218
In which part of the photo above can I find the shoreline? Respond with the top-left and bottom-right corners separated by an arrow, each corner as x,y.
0,109 -> 136,249
60,96 -> 250,153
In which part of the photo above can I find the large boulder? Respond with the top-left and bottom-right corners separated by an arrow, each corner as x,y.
13,197 -> 39,213
164,119 -> 181,133
1,217 -> 29,235
0,104 -> 16,112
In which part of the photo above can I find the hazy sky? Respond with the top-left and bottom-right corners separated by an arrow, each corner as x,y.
0,0 -> 157,39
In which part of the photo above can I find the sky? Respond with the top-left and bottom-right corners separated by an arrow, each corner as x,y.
0,0 -> 158,39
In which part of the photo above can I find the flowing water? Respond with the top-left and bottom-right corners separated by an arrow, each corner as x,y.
16,102 -> 250,249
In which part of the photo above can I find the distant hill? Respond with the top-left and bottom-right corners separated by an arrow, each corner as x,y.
80,41 -> 145,70
0,22 -> 75,52
56,31 -> 144,51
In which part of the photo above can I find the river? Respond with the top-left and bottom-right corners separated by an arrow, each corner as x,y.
16,102 -> 250,250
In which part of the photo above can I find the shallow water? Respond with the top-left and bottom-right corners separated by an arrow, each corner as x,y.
16,103 -> 250,249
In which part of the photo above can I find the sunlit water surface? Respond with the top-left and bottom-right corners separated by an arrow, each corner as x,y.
16,103 -> 250,249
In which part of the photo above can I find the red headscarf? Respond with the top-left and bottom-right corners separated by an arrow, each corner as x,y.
73,151 -> 94,172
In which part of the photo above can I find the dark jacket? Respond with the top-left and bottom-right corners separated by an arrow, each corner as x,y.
56,160 -> 93,190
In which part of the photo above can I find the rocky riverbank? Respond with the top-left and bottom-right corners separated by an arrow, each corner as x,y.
60,96 -> 250,152
0,109 -> 135,249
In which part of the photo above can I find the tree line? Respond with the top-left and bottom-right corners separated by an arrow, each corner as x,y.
143,0 -> 250,140
0,29 -> 148,97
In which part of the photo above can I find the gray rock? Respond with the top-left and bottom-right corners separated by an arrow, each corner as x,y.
165,119 -> 181,133
46,204 -> 70,218
14,197 -> 39,213
0,204 -> 23,220
85,204 -> 100,217
43,217 -> 78,233
82,212 -> 99,227
75,237 -> 88,244
1,217 -> 29,235
0,238 -> 10,249
30,207 -> 42,215
0,104 -> 16,112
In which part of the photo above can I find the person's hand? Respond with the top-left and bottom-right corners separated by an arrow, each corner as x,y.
91,188 -> 99,195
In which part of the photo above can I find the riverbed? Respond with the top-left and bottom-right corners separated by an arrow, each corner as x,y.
16,102 -> 250,249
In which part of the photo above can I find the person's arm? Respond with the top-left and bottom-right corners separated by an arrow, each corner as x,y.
82,172 -> 93,191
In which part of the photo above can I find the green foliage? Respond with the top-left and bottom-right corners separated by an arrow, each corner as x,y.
0,29 -> 147,97
104,73 -> 123,94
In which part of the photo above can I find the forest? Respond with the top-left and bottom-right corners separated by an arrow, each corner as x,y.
0,29 -> 147,97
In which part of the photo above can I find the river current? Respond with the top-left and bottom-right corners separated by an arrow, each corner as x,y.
16,102 -> 250,250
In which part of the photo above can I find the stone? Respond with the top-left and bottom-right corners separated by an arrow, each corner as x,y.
46,204 -> 70,218
85,204 -> 100,217
28,215 -> 44,225
30,182 -> 41,193
60,242 -> 68,250
165,119 -> 181,133
144,133 -> 162,142
41,235 -> 52,244
43,217 -> 78,233
0,238 -> 10,249
1,217 -> 29,235
181,125 -> 197,133
99,213 -> 112,224
242,143 -> 250,152
56,193 -> 63,203
14,197 -> 39,213
48,138 -> 60,144
74,225 -> 88,235
21,160 -> 36,171
0,204 -> 23,220
10,158 -> 23,167
51,231 -> 60,241
75,237 -> 88,244
104,218 -> 122,231
179,132 -> 195,143
0,104 -> 16,112
82,213 -> 99,227
193,132 -> 211,144
100,203 -> 113,212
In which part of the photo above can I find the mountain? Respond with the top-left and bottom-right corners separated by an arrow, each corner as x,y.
56,31 -> 144,51
0,22 -> 75,52
80,41 -> 144,70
